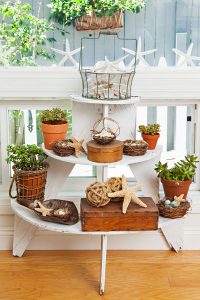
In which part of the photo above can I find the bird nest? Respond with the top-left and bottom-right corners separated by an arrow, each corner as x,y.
52,139 -> 75,157
157,201 -> 191,219
123,140 -> 148,156
92,117 -> 120,145
86,182 -> 110,207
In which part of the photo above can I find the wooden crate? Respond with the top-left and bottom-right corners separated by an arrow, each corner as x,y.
80,198 -> 159,232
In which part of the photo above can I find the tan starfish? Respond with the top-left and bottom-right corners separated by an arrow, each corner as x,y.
34,202 -> 53,217
68,136 -> 87,158
174,194 -> 186,205
108,175 -> 147,214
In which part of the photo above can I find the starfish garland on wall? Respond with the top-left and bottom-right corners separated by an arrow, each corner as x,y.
122,36 -> 157,68
172,43 -> 200,67
51,39 -> 81,68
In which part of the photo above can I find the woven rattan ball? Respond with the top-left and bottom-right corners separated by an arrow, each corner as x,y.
86,182 -> 110,207
106,177 -> 122,202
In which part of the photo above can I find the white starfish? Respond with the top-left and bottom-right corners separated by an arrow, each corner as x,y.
172,43 -> 200,67
51,39 -> 81,68
0,42 -> 14,67
91,55 -> 129,73
157,57 -> 168,68
122,36 -> 157,68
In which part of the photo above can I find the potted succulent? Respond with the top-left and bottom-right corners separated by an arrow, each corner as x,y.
41,108 -> 68,150
49,0 -> 146,31
155,155 -> 199,199
7,144 -> 48,208
138,124 -> 160,150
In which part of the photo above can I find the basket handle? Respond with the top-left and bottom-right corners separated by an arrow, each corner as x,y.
9,176 -> 17,199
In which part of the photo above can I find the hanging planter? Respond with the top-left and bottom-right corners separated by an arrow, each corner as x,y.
75,11 -> 123,31
50,0 -> 146,31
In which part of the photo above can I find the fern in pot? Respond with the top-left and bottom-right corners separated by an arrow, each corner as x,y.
155,155 -> 199,199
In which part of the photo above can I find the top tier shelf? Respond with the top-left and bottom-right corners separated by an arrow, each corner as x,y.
70,95 -> 140,105
42,144 -> 162,167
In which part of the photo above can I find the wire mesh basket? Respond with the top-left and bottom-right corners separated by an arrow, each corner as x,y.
79,32 -> 137,101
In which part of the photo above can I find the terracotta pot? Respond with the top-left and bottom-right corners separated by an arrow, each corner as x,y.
41,122 -> 68,150
142,133 -> 160,150
161,178 -> 192,200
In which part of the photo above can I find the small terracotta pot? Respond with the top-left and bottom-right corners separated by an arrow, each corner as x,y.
142,133 -> 160,150
161,178 -> 192,200
41,122 -> 68,150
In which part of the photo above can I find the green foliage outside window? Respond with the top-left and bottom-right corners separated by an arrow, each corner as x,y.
0,0 -> 55,66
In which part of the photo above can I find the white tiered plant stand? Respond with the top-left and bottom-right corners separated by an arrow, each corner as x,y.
11,96 -> 184,295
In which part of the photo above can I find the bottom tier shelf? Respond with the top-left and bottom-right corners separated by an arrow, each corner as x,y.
11,199 -> 177,236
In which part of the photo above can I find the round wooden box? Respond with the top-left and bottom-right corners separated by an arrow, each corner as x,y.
87,140 -> 123,163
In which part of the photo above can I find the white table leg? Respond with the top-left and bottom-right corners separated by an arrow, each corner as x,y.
160,218 -> 184,252
45,157 -> 75,199
100,234 -> 108,295
129,151 -> 162,203
13,214 -> 37,257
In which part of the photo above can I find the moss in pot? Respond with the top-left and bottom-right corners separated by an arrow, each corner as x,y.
41,108 -> 68,150
155,155 -> 199,199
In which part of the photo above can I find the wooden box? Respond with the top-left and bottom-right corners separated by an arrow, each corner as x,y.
80,198 -> 159,232
87,140 -> 123,163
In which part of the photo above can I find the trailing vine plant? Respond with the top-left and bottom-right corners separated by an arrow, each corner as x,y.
0,0 -> 55,66
49,0 -> 146,26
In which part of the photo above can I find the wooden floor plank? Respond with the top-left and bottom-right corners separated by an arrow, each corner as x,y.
0,251 -> 199,300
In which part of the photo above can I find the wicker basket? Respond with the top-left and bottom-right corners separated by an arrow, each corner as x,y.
75,11 -> 123,31
157,201 -> 191,219
52,139 -> 75,157
123,140 -> 148,156
92,117 -> 120,145
9,164 -> 48,208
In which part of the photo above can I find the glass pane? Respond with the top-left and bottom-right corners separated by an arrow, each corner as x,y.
8,109 -> 94,178
108,105 -> 195,179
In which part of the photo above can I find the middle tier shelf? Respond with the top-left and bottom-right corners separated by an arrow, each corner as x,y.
42,144 -> 162,166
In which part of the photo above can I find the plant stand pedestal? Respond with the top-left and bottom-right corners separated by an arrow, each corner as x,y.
10,96 -> 185,295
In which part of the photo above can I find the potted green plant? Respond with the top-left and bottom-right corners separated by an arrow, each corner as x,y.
49,0 -> 146,31
138,124 -> 160,150
7,144 -> 48,208
155,155 -> 199,199
41,108 -> 68,150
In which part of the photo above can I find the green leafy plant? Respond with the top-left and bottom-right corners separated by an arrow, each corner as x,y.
41,108 -> 68,125
138,124 -> 160,136
155,155 -> 199,181
6,144 -> 48,171
0,0 -> 55,66
49,0 -> 146,25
